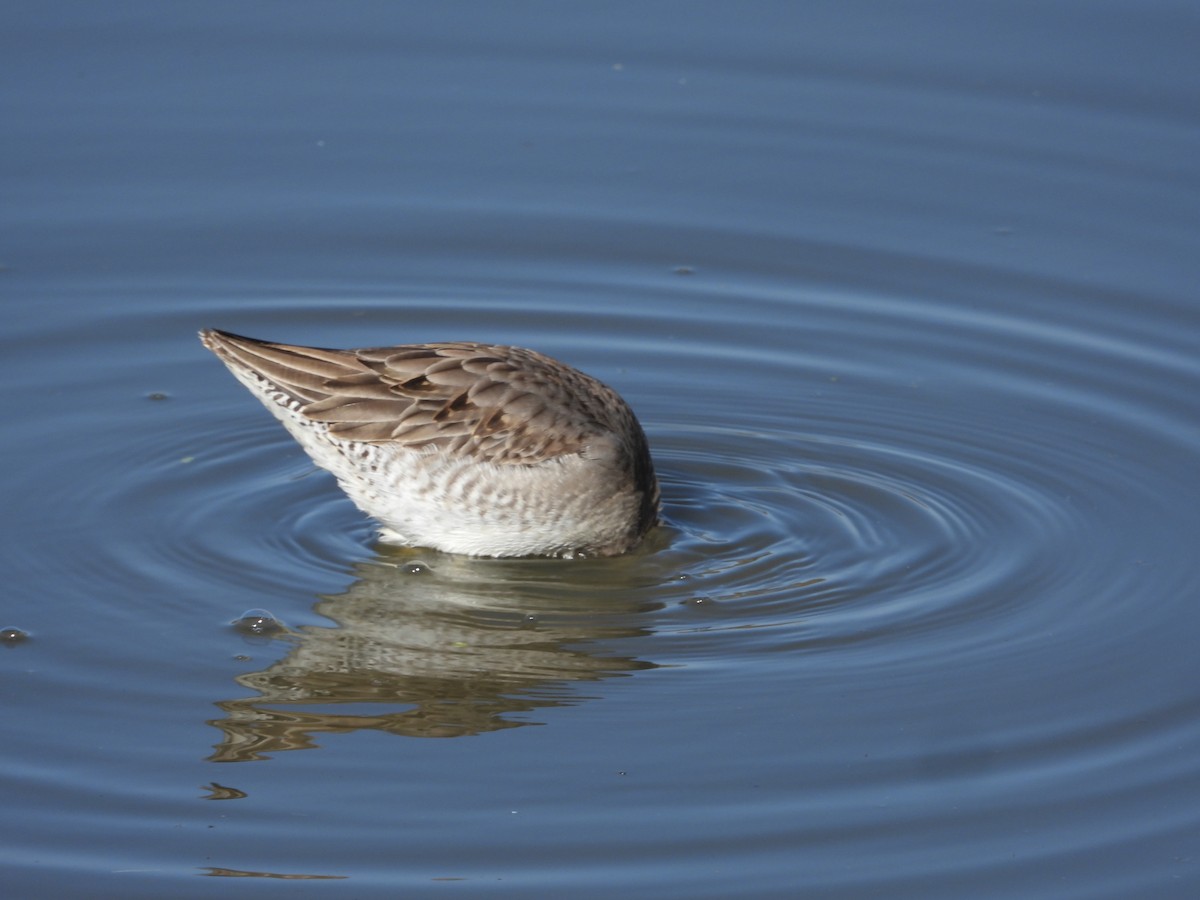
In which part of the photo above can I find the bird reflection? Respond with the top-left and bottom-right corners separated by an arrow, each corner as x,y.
209,551 -> 660,761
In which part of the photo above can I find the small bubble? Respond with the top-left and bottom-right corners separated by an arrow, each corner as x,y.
403,562 -> 431,575
1,627 -> 29,646
684,595 -> 717,609
232,609 -> 283,636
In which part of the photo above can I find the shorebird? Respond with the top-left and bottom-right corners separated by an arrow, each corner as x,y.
200,329 -> 659,557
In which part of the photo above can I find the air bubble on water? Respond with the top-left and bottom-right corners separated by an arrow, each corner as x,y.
232,609 -> 284,637
1,627 -> 29,646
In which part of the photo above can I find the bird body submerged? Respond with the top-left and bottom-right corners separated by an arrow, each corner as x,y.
199,329 -> 659,557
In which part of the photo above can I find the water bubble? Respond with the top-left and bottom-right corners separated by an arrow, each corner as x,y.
232,609 -> 284,637
1,627 -> 29,646
402,562 -> 431,575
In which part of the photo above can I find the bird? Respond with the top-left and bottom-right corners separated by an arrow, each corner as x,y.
199,329 -> 659,558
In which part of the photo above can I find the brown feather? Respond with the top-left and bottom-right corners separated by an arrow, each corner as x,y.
199,330 -> 630,465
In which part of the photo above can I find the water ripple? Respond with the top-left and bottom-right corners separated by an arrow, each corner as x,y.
4,4 -> 1198,895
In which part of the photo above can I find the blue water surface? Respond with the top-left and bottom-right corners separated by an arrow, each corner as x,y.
3,2 -> 1199,897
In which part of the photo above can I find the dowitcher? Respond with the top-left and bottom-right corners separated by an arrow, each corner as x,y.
200,330 -> 659,557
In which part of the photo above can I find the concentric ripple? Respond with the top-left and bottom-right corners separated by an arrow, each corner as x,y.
648,416 -> 1077,655
6,290 -> 1176,895
106,253 -> 1196,893
41,265 -> 1185,671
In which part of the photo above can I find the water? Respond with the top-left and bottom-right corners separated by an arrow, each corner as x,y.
4,2 -> 1199,896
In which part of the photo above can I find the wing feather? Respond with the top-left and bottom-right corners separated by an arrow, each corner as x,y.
199,330 -> 626,464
